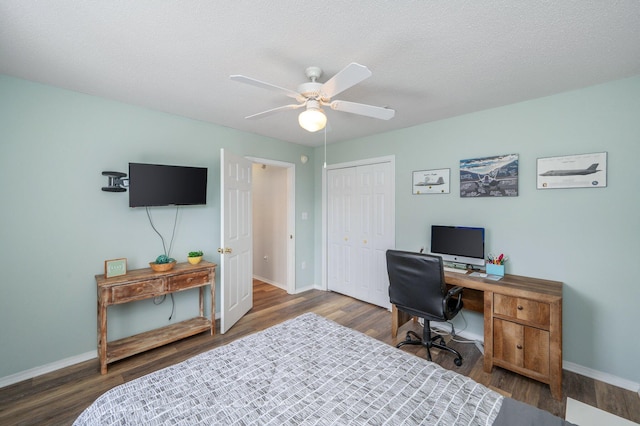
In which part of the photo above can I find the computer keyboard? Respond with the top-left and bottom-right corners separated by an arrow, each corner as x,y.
443,266 -> 468,274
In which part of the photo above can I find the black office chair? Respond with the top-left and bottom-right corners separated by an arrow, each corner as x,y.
386,249 -> 464,366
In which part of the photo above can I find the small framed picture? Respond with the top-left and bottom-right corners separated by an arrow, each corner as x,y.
412,168 -> 450,194
105,258 -> 127,278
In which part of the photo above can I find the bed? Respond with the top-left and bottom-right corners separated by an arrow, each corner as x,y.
75,313 -> 572,425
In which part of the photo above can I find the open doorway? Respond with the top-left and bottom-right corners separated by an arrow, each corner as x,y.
249,158 -> 295,294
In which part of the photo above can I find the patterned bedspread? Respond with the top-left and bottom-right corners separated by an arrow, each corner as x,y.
75,313 -> 504,425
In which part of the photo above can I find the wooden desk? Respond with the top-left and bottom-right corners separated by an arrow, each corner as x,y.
96,261 -> 216,374
391,271 -> 563,400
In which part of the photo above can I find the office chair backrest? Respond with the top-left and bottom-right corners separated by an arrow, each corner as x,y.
386,250 -> 448,319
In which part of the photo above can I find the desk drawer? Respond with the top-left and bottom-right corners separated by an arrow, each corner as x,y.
111,279 -> 165,303
493,294 -> 550,329
167,271 -> 210,292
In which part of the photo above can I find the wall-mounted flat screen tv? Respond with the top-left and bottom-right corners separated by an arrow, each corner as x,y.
129,162 -> 208,207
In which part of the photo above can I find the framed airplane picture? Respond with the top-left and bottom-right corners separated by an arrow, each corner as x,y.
412,168 -> 450,194
537,152 -> 607,189
460,154 -> 518,198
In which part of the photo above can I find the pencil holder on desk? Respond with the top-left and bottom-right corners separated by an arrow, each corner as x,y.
486,263 -> 505,276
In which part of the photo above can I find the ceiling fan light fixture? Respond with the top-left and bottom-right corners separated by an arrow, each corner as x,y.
298,107 -> 327,132
232,63 -> 391,132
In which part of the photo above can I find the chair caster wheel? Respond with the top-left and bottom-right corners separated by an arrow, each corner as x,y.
454,358 -> 463,366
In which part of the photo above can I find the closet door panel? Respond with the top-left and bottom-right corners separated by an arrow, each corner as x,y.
370,162 -> 394,308
327,168 -> 357,298
327,160 -> 394,308
356,165 -> 374,302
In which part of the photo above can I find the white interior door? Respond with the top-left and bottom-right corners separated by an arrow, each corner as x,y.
220,149 -> 253,334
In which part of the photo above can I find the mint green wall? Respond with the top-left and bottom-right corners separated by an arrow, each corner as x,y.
2,73 -> 639,384
0,75 -> 315,378
316,76 -> 640,383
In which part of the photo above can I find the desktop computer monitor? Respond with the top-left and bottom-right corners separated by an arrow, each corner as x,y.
430,225 -> 485,267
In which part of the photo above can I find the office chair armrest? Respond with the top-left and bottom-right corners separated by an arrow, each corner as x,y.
443,286 -> 464,317
447,286 -> 464,298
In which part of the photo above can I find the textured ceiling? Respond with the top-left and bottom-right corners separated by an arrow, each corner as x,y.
2,1 -> 640,147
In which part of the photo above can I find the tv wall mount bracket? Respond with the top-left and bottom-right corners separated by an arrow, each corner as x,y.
102,171 -> 128,192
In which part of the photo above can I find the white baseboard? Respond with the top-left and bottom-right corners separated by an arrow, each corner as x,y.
294,283 -> 317,293
452,328 -> 484,343
252,275 -> 286,290
563,361 -> 640,393
0,350 -> 97,388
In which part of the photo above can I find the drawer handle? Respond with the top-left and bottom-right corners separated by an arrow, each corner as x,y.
517,305 -> 523,310
517,344 -> 523,350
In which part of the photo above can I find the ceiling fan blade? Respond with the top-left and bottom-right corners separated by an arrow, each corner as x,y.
245,103 -> 305,120
321,63 -> 372,99
328,100 -> 395,120
230,75 -> 301,99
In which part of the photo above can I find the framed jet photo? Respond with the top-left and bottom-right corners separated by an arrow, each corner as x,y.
537,152 -> 607,189
460,154 -> 519,198
412,168 -> 450,194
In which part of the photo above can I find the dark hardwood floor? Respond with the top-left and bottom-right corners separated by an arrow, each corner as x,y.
1,281 -> 638,425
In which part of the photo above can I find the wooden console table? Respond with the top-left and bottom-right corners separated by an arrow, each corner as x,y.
391,271 -> 563,400
96,261 -> 216,374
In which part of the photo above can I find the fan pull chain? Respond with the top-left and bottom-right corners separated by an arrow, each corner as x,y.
323,125 -> 327,169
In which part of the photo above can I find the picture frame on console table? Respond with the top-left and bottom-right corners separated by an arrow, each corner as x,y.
412,168 -> 450,194
105,258 -> 127,278
536,152 -> 607,189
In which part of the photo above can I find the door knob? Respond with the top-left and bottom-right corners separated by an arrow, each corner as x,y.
217,248 -> 233,254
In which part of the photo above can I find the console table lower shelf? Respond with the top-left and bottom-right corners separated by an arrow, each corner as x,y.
96,261 -> 216,374
105,317 -> 212,366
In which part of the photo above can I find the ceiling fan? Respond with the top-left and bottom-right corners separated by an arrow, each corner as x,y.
230,63 -> 395,132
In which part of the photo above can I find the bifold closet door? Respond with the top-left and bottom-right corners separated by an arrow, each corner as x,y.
356,162 -> 394,308
327,162 -> 393,309
327,167 -> 357,298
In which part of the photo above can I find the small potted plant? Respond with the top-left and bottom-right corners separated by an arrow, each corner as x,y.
188,250 -> 203,265
150,254 -> 176,272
